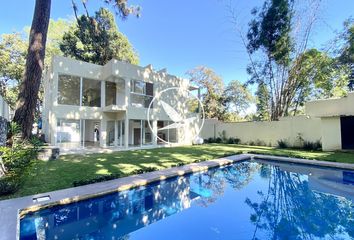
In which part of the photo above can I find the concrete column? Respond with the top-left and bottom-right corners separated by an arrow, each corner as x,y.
101,81 -> 105,108
141,120 -> 143,147
125,78 -> 130,108
124,112 -> 129,149
100,115 -> 107,147
120,120 -> 123,147
114,120 -> 119,147
152,120 -> 157,146
51,113 -> 57,146
197,88 -> 201,113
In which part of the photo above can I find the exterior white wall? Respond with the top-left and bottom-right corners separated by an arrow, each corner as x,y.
320,117 -> 342,151
305,92 -> 354,151
306,92 -> 354,117
43,56 -> 199,148
0,94 -> 12,120
201,116 -> 322,147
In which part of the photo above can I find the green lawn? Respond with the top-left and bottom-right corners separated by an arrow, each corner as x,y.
2,144 -> 354,200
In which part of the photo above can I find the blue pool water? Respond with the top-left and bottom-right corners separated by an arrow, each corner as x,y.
20,160 -> 354,240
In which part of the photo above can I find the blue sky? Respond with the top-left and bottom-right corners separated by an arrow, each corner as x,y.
1,0 -> 353,85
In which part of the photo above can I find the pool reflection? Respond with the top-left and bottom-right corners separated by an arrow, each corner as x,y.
20,161 -> 354,240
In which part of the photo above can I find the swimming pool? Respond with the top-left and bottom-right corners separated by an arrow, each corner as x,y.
20,159 -> 354,239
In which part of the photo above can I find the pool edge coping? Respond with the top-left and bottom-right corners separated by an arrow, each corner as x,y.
0,153 -> 352,240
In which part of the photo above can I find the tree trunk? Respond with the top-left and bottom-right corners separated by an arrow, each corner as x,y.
13,0 -> 51,139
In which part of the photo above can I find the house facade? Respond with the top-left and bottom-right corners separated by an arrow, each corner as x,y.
42,56 -> 201,150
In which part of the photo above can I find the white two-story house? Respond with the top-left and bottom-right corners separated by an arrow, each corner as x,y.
42,56 -> 202,150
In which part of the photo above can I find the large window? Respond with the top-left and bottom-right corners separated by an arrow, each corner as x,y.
82,78 -> 101,107
56,119 -> 81,147
58,75 -> 80,105
131,80 -> 145,94
130,80 -> 153,108
105,81 -> 117,106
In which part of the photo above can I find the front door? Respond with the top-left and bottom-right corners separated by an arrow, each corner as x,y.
134,128 -> 141,146
340,116 -> 354,149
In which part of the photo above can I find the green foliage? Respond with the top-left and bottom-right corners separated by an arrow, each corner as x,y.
187,66 -> 226,120
72,166 -> 161,187
60,8 -> 139,65
247,0 -> 293,66
277,139 -> 289,149
0,175 -> 20,195
187,67 -> 254,121
0,122 -> 38,196
224,80 -> 254,115
255,82 -> 270,121
336,18 -> 354,90
338,18 -> 354,66
227,137 -> 241,144
244,0 -> 350,120
0,33 -> 27,107
290,49 -> 348,103
0,19 -> 73,108
302,140 -> 322,151
204,136 -> 241,144
73,173 -> 123,187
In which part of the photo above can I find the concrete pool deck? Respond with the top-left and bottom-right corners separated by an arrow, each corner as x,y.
1,153 -> 354,239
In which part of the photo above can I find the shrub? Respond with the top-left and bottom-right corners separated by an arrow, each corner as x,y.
73,173 -> 122,187
208,138 -> 215,143
277,139 -> 289,149
303,140 -> 322,151
218,130 -> 228,143
215,137 -> 223,143
131,166 -> 160,175
0,122 -> 39,196
255,139 -> 267,146
227,137 -> 241,144
0,146 -> 36,172
0,175 -> 20,195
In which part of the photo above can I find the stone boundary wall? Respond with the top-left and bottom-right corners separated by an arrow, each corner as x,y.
200,116 -> 322,147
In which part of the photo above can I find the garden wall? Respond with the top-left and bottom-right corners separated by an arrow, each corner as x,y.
200,116 -> 322,147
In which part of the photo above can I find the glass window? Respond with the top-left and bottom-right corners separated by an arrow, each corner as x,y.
131,94 -> 153,108
131,80 -> 145,94
107,121 -> 115,146
143,121 -> 153,145
82,78 -> 101,107
56,119 -> 80,146
58,74 -> 80,105
105,81 -> 117,106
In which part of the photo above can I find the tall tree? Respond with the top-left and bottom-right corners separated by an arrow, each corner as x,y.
13,0 -> 139,139
255,82 -> 270,121
60,7 -> 139,65
246,0 -> 295,120
0,33 -> 27,107
224,80 -> 253,116
13,0 -> 52,139
186,66 -> 227,120
337,18 -> 354,91
229,0 -> 336,120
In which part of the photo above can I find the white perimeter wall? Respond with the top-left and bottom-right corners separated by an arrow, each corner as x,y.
0,95 -> 11,120
201,116 -> 322,147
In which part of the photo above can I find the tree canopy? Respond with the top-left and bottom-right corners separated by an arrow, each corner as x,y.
0,19 -> 72,108
60,7 -> 139,65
